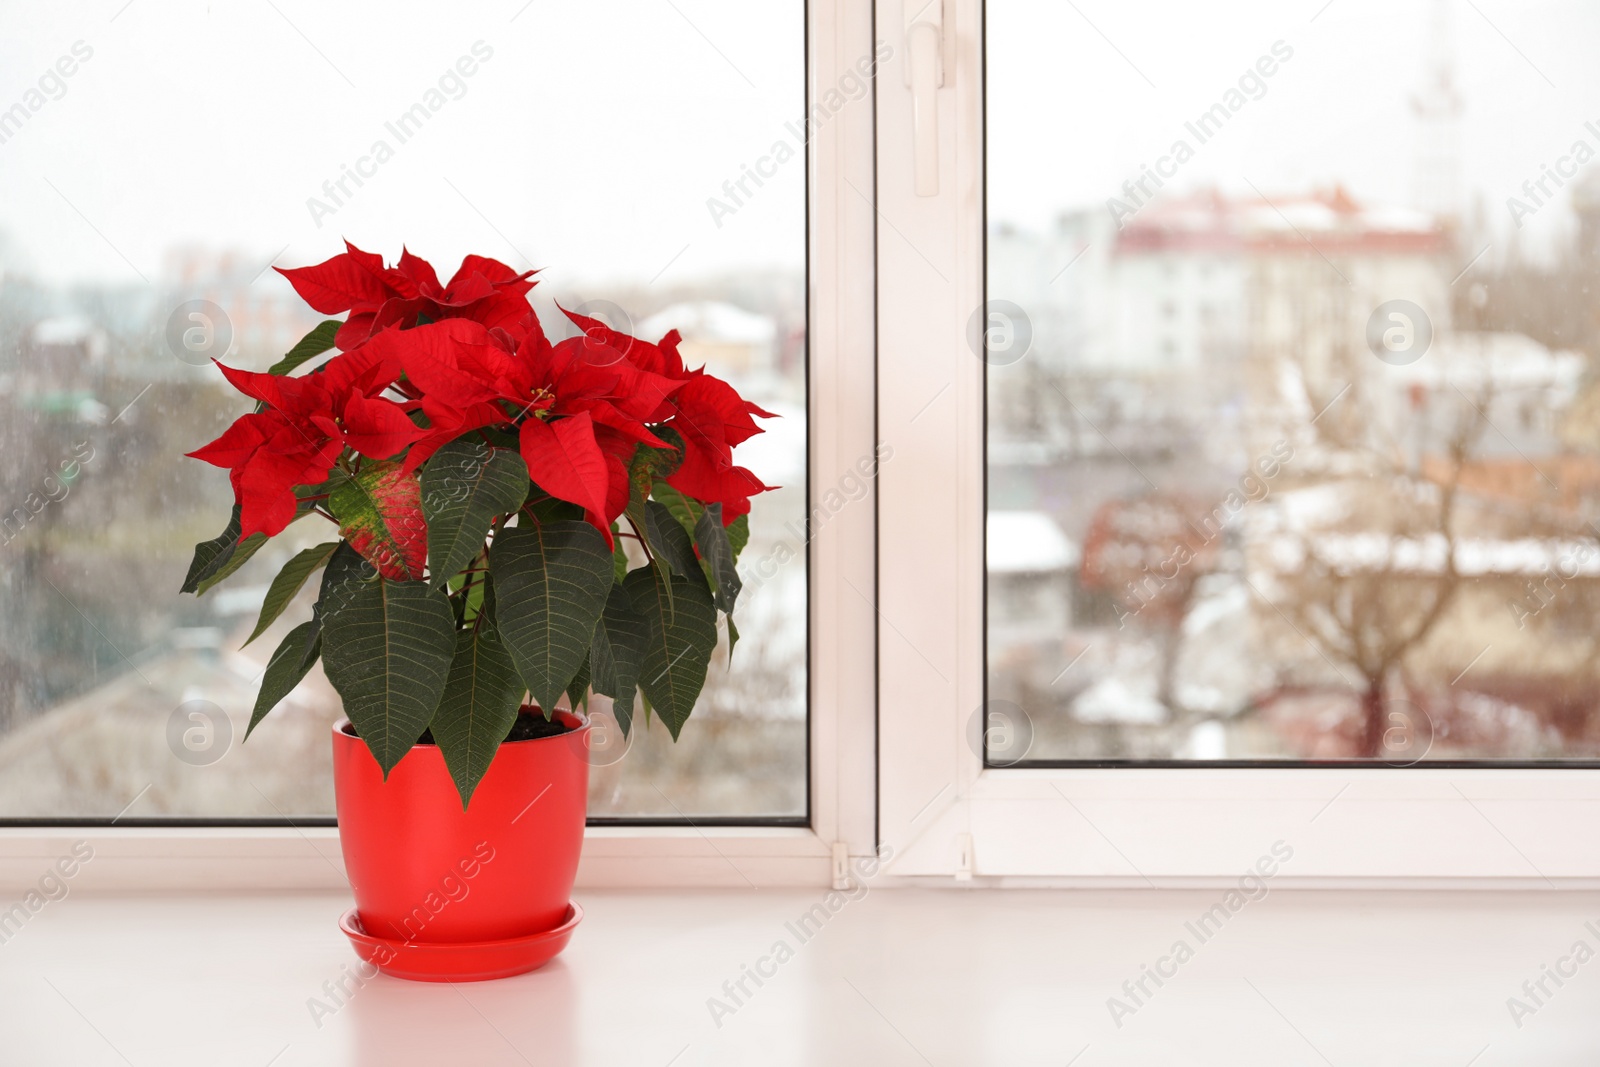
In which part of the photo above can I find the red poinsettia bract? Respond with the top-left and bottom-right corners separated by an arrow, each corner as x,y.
186,347 -> 420,539
277,242 -> 538,353
189,246 -> 775,571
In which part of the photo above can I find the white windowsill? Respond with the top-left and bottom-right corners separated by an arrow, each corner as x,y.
5,886 -> 1595,1065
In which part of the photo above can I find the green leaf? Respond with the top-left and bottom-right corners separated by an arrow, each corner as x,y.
266,320 -> 341,376
727,616 -> 740,665
244,542 -> 340,647
320,578 -> 457,776
622,501 -> 665,615
329,459 -> 428,580
726,514 -> 750,563
181,507 -> 242,594
429,621 -> 526,808
490,520 -> 614,716
295,615 -> 324,670
694,503 -> 742,614
186,490 -> 322,596
477,425 -> 520,451
645,500 -> 700,580
246,620 -> 322,740
195,532 -> 266,595
524,491 -> 583,525
315,543 -> 375,613
590,585 -> 647,736
622,429 -> 686,567
564,654 -> 591,712
421,439 -> 528,591
625,563 -> 718,740
611,528 -> 629,585
459,571 -> 492,626
650,480 -> 703,537
311,543 -> 374,653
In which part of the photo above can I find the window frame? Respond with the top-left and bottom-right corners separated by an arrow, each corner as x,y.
872,0 -> 1600,886
0,0 -> 880,892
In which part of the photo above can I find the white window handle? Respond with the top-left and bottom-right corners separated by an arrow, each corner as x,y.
903,0 -> 945,197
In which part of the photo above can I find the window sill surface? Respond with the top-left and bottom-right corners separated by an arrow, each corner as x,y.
5,886 -> 1595,1064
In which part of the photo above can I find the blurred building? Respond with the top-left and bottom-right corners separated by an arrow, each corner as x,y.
986,510 -> 1078,679
640,300 -> 778,384
153,245 -> 324,376
989,187 -> 1452,460
14,317 -> 109,420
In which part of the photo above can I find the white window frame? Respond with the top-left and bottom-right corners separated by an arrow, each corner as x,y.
0,0 -> 880,894
873,0 -> 1600,888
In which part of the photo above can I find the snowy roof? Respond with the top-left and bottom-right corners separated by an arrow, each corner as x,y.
987,512 -> 1079,573
1264,533 -> 1600,577
1388,331 -> 1582,391
1072,677 -> 1167,724
1116,188 -> 1445,255
640,301 -> 776,345
1261,484 -> 1353,532
31,316 -> 100,345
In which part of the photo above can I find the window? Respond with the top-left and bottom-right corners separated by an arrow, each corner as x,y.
14,0 -> 1593,889
875,0 -> 1600,883
987,0 -> 1600,766
0,1 -> 808,821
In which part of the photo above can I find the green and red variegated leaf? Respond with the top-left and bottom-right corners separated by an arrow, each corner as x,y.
329,460 -> 428,580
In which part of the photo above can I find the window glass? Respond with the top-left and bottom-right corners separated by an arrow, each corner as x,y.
0,0 -> 805,817
987,0 -> 1600,763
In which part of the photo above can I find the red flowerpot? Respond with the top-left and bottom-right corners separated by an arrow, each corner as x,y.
332,710 -> 588,981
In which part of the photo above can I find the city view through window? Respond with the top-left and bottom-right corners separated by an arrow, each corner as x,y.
986,0 -> 1600,763
0,2 -> 806,818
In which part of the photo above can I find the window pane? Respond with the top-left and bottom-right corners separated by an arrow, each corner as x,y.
0,0 -> 805,817
987,0 -> 1600,762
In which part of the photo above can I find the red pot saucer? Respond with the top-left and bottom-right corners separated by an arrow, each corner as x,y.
339,902 -> 582,983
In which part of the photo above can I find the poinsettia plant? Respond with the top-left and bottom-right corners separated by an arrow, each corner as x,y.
181,243 -> 772,804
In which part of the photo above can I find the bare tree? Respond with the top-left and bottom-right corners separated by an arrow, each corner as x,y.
1262,364 -> 1490,756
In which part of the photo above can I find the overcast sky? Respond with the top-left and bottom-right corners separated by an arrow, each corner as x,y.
1,0 -> 1595,290
0,0 -> 805,289
990,0 -> 1600,259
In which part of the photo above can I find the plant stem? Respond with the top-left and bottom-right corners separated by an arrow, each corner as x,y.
626,514 -> 654,563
